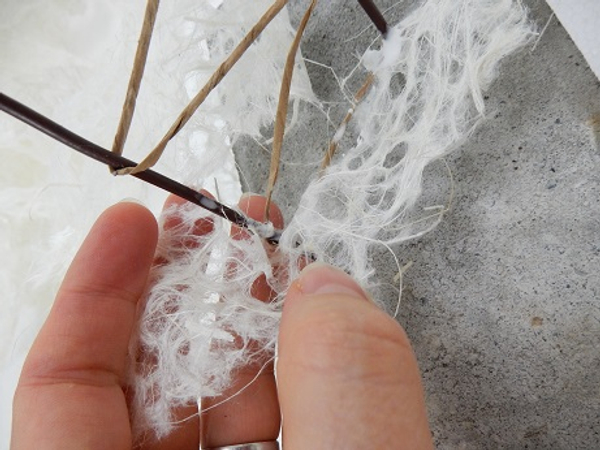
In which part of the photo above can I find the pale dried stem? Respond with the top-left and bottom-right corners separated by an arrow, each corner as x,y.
320,73 -> 374,173
264,0 -> 317,220
110,0 -> 159,172
118,0 -> 290,175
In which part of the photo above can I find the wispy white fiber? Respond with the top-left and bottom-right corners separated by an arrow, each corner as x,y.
128,0 -> 535,440
282,0 -> 535,283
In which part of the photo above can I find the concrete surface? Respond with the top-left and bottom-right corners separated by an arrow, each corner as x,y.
546,0 -> 600,81
234,1 -> 600,448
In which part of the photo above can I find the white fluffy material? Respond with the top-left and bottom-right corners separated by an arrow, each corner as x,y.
1,0 -> 534,444
283,0 -> 535,281
129,0 -> 535,440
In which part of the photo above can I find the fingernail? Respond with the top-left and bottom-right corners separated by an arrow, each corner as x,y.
118,197 -> 146,206
297,262 -> 368,300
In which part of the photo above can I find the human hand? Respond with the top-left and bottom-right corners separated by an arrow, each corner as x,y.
12,194 -> 432,449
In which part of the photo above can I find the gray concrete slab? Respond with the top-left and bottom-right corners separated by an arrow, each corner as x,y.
234,1 -> 600,448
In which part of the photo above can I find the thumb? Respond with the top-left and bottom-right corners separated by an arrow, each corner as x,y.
277,263 -> 433,449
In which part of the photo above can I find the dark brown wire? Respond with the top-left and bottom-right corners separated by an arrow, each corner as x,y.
0,93 -> 281,245
357,0 -> 388,35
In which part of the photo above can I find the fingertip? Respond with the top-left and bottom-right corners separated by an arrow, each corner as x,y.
162,189 -> 215,210
161,190 -> 215,238
296,262 -> 368,298
113,199 -> 155,220
284,263 -> 372,316
238,194 -> 284,229
278,264 -> 433,449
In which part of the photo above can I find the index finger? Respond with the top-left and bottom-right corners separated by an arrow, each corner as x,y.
12,202 -> 158,449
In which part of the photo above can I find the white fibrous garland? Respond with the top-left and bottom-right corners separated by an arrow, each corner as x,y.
128,0 -> 535,440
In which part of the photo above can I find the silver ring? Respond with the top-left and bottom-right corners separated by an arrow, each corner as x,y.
203,441 -> 279,450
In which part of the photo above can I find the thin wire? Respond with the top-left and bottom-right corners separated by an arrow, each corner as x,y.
0,93 -> 282,245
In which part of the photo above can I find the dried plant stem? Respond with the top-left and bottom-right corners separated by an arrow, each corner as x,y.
320,73 -> 374,172
117,0 -> 290,175
264,0 -> 317,219
111,0 -> 159,171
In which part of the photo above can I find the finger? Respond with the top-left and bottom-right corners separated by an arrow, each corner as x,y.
155,191 -> 215,264
201,194 -> 284,449
231,194 -> 284,301
162,191 -> 215,242
12,202 -> 158,449
277,263 -> 433,449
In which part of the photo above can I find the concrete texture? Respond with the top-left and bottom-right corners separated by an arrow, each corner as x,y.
546,0 -> 600,81
234,1 -> 600,448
